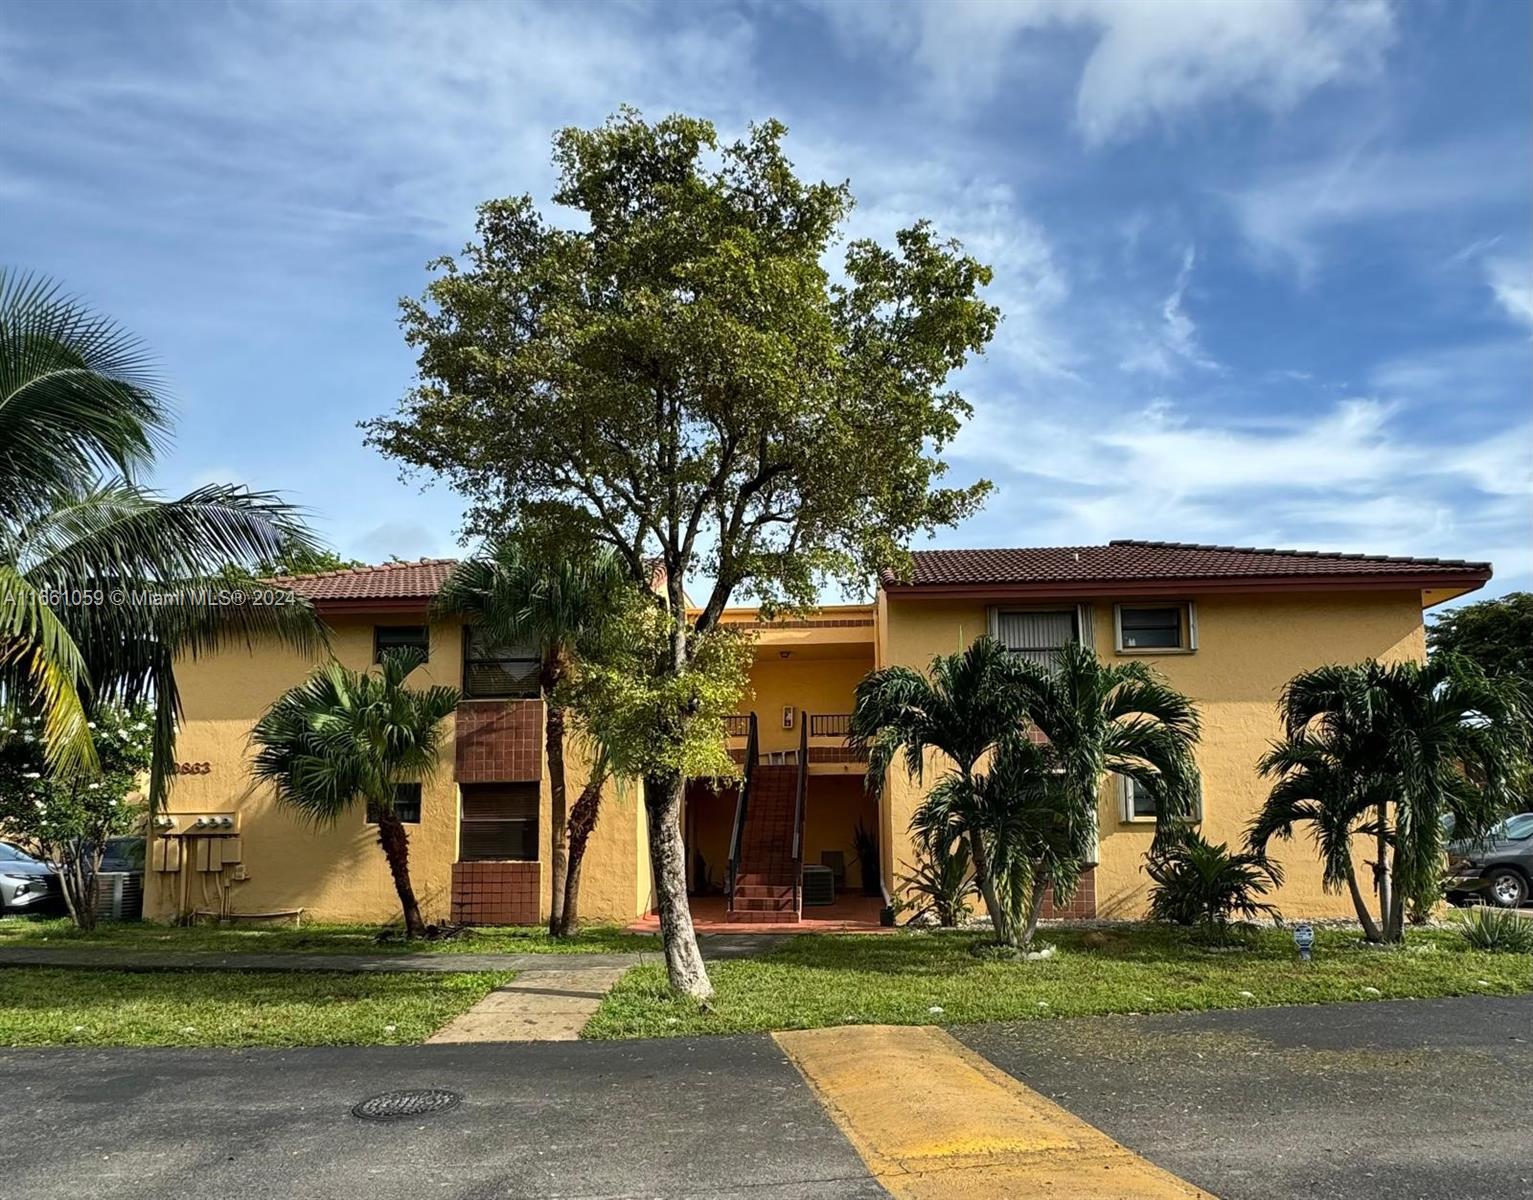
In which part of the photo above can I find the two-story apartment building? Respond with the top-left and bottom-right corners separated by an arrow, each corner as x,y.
146,540 -> 1490,928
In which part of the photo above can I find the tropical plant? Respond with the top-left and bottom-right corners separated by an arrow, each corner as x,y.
436,533 -> 629,935
0,703 -> 151,929
1145,829 -> 1283,937
1001,641 -> 1202,948
249,648 -> 459,937
1456,905 -> 1533,954
1250,656 -> 1529,944
855,637 -> 1201,950
895,835 -> 977,927
852,636 -> 1031,942
0,270 -> 323,807
365,110 -> 997,999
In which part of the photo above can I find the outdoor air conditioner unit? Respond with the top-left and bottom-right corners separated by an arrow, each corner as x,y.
93,872 -> 145,922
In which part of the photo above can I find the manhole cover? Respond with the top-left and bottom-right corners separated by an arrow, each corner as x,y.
351,1087 -> 463,1122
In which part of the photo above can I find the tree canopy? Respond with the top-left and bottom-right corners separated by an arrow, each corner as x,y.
364,109 -> 997,627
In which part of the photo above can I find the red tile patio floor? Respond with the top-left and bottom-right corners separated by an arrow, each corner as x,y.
626,893 -> 888,934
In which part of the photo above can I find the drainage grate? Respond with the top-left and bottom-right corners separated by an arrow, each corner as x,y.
351,1087 -> 463,1122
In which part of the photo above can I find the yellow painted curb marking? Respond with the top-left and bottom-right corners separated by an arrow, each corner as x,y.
775,1025 -> 1217,1199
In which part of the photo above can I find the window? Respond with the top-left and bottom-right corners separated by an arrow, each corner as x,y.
993,609 -> 1081,670
1114,603 -> 1195,654
459,783 -> 539,861
462,625 -> 541,698
1118,774 -> 1203,824
367,782 -> 422,824
375,625 -> 429,662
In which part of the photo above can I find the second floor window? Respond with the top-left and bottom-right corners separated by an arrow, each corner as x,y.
462,625 -> 541,698
995,609 -> 1079,670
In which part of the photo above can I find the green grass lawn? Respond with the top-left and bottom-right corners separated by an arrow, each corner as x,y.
0,966 -> 514,1047
585,925 -> 1533,1040
0,915 -> 657,956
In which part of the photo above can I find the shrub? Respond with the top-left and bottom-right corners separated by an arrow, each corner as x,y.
1457,906 -> 1533,953
1146,830 -> 1283,936
896,838 -> 978,927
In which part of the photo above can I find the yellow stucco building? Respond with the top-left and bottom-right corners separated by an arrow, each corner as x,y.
146,539 -> 1490,929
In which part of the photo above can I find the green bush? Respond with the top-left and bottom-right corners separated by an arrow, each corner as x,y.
1457,906 -> 1533,953
1146,830 -> 1283,935
895,838 -> 978,927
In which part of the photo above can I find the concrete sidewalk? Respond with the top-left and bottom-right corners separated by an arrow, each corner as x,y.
0,932 -> 774,974
426,962 -> 633,1042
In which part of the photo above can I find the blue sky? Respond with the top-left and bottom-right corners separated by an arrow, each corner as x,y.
2,0 -> 1528,600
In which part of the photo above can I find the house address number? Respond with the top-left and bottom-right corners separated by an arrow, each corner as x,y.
172,761 -> 212,775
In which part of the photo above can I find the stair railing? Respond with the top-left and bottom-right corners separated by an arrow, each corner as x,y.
726,712 -> 758,914
790,711 -> 809,916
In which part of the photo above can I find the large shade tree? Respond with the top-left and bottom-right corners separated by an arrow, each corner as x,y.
249,648 -> 459,937
435,533 -> 630,936
365,111 -> 997,998
1250,657 -> 1528,944
0,270 -> 323,809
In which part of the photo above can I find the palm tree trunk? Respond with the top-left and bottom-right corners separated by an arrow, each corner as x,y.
1019,872 -> 1050,949
557,769 -> 608,937
1344,862 -> 1383,943
1375,798 -> 1395,943
645,772 -> 713,1000
966,828 -> 1010,942
375,809 -> 425,938
545,695 -> 570,937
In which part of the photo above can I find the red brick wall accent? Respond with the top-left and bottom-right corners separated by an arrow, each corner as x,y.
451,861 -> 540,925
455,700 -> 543,783
1038,867 -> 1096,920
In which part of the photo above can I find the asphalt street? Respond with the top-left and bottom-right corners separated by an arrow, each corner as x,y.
1,994 -> 1528,1199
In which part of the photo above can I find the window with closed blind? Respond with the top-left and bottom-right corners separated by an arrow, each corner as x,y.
461,625 -> 541,698
1114,602 -> 1196,653
992,609 -> 1081,669
459,783 -> 539,861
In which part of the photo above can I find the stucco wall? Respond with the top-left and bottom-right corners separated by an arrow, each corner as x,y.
153,614 -> 647,927
879,589 -> 1429,920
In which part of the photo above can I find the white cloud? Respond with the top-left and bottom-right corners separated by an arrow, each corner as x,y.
1485,257 -> 1533,331
813,0 -> 1394,144
1118,246 -> 1219,377
948,391 -> 1531,574
1225,138 -> 1529,276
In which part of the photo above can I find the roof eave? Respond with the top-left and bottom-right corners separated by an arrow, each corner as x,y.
879,569 -> 1493,602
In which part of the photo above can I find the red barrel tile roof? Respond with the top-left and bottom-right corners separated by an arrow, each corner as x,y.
886,540 -> 1492,588
267,558 -> 459,602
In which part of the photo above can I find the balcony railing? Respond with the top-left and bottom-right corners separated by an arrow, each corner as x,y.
724,714 -> 752,738
808,713 -> 853,738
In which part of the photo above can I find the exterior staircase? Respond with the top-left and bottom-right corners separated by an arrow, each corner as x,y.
725,712 -> 808,924
728,764 -> 801,922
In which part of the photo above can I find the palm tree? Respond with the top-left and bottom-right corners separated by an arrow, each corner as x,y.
1,270 -> 323,803
436,535 -> 627,935
1251,656 -> 1527,943
249,648 -> 459,937
850,636 -> 1031,939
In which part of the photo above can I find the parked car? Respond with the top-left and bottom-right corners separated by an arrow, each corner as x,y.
1446,813 -> 1533,908
0,841 -> 60,914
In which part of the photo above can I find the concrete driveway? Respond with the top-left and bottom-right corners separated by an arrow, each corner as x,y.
1,994 -> 1528,1199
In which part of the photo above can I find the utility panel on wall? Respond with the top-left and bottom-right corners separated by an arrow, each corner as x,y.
782,705 -> 795,729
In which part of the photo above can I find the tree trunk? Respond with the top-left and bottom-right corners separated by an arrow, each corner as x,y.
1374,797 -> 1395,943
645,772 -> 713,1000
375,809 -> 426,938
557,769 -> 608,937
966,827 -> 1009,942
1019,872 -> 1051,949
545,697 -> 569,937
1344,862 -> 1383,943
